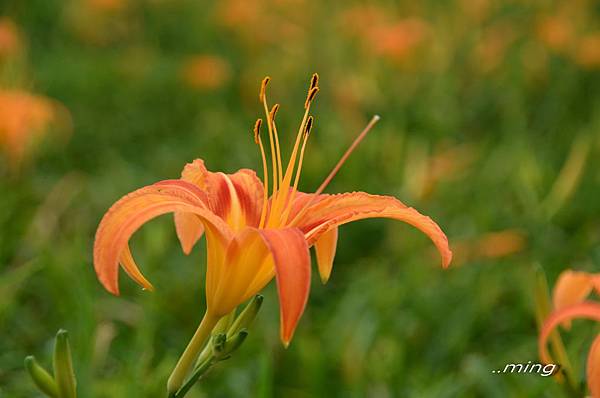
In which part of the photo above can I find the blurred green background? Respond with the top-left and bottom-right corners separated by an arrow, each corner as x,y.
1,0 -> 600,396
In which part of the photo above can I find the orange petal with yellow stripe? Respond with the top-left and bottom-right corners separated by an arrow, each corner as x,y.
208,228 -> 274,316
174,160 -> 264,250
94,179 -> 232,295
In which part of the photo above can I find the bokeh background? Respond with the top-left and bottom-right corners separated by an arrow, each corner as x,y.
1,0 -> 600,396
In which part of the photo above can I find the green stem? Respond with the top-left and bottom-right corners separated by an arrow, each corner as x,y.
174,356 -> 215,398
167,312 -> 219,395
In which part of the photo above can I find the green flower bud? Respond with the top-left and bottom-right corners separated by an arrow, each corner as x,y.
53,330 -> 77,398
223,330 -> 248,356
24,356 -> 59,398
227,295 -> 263,338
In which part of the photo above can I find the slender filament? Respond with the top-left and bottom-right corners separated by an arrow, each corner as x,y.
289,115 -> 381,227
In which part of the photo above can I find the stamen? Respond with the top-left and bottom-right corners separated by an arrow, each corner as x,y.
269,104 -> 283,185
267,76 -> 319,227
304,87 -> 319,109
280,116 -> 313,225
309,73 -> 319,90
254,118 -> 270,228
260,77 -> 279,195
259,77 -> 270,102
270,103 -> 280,118
253,118 -> 262,144
304,115 -> 314,136
289,115 -> 381,227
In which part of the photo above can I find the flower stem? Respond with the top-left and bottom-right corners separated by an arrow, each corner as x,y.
167,312 -> 219,395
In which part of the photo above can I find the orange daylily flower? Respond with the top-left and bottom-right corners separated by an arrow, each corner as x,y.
93,75 -> 452,349
553,270 -> 600,310
552,270 -> 600,329
539,301 -> 600,397
539,269 -> 600,397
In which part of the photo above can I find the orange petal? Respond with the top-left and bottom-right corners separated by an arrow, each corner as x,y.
592,276 -> 600,295
314,226 -> 338,283
94,179 -> 232,295
587,334 -> 600,398
259,228 -> 311,347
539,302 -> 600,365
173,159 -> 211,253
296,192 -> 452,268
553,270 -> 595,329
205,170 -> 264,230
208,228 -> 274,316
174,211 -> 205,255
119,244 -> 154,291
177,159 -> 264,234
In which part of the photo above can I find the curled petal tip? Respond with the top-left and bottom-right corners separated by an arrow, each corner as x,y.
442,250 -> 453,269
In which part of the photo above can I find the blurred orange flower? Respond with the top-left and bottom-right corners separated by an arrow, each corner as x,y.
180,55 -> 231,90
421,143 -> 478,199
65,0 -> 132,45
575,33 -> 600,69
0,18 -> 23,60
367,19 -> 429,63
473,24 -> 515,73
453,229 -> 526,265
88,0 -> 127,13
0,90 -> 69,169
341,7 -> 429,64
217,0 -> 309,46
536,15 -> 574,53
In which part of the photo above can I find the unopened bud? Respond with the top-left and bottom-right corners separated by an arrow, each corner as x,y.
24,356 -> 59,398
53,330 -> 77,398
227,295 -> 263,338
